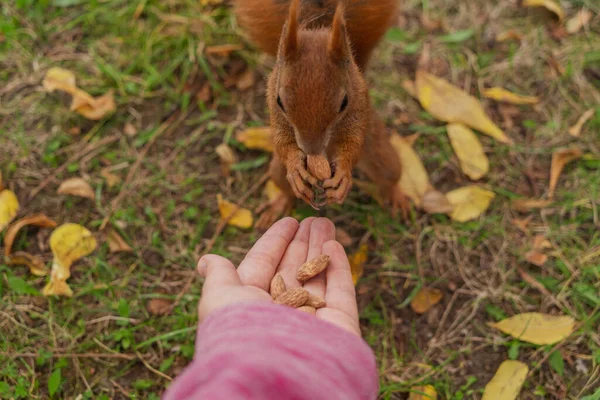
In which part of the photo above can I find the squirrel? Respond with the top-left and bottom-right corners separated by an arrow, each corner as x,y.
234,0 -> 407,229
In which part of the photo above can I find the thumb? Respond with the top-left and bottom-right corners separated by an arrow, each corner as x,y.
198,255 -> 242,289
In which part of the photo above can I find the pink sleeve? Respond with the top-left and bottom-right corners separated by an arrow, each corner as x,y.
162,302 -> 378,400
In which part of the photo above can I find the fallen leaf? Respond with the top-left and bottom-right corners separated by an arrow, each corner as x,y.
422,190 -> 454,214
42,223 -> 97,297
489,312 -> 575,345
236,127 -> 274,152
511,198 -> 552,212
57,177 -> 96,200
147,298 -> 173,315
415,70 -> 513,144
496,30 -> 524,42
348,244 -> 368,285
568,108 -> 595,137
549,148 -> 582,198
217,194 -> 253,229
408,385 -> 438,400
42,67 -> 76,92
100,168 -> 121,188
106,228 -> 133,253
533,234 -> 552,250
264,179 -> 282,202
205,43 -> 243,55
354,179 -> 385,206
411,287 -> 443,314
236,68 -> 255,91
390,133 -> 433,207
4,214 -> 57,256
525,250 -> 548,266
215,143 -> 238,176
124,122 -> 138,137
512,215 -> 533,234
523,0 -> 565,21
0,189 -> 20,232
482,360 -> 529,400
447,123 -> 489,180
446,186 -> 495,222
6,252 -> 48,276
335,228 -> 353,247
482,87 -> 540,105
68,126 -> 81,135
566,9 -> 592,34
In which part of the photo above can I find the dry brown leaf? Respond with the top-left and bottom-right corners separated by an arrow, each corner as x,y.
205,43 -> 243,55
410,287 -> 443,314
447,123 -> 489,180
482,87 -> 540,105
488,312 -> 575,345
522,0 -> 565,22
482,360 -> 528,400
124,122 -> 138,137
496,30 -> 524,42
106,228 -> 133,253
348,244 -> 368,285
512,216 -> 533,234
6,252 -> 48,276
0,189 -> 20,232
100,168 -> 121,188
532,234 -> 552,250
549,148 -> 582,198
390,133 -> 433,207
57,177 -> 96,200
217,194 -> 253,229
236,68 -> 255,91
43,223 -> 97,297
147,298 -> 173,315
215,143 -> 238,177
422,190 -> 454,214
415,70 -> 513,144
568,108 -> 595,137
511,198 -> 552,212
446,186 -> 495,222
408,385 -> 438,400
525,250 -> 548,266
335,228 -> 353,247
3,214 -> 57,256
236,127 -> 274,152
566,9 -> 592,34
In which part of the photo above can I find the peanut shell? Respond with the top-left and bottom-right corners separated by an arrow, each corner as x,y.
306,155 -> 332,181
269,273 -> 286,299
274,287 -> 309,308
296,254 -> 330,282
297,306 -> 316,315
306,293 -> 326,309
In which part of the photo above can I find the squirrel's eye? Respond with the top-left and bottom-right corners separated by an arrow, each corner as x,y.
339,94 -> 348,113
277,95 -> 285,112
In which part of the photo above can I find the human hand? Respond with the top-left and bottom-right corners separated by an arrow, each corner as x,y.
197,217 -> 360,336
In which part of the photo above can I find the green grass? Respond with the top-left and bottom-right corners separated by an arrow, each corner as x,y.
2,0 -> 600,398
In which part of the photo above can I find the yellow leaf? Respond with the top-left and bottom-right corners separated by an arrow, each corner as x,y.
522,0 -> 565,22
482,87 -> 540,105
390,133 -> 433,207
446,186 -> 495,222
217,194 -> 253,229
57,177 -> 96,200
568,108 -> 595,137
408,385 -> 437,400
4,213 -> 57,256
446,123 -> 489,180
348,244 -> 367,285
6,252 -> 48,276
264,179 -> 282,203
43,223 -> 97,297
566,9 -> 592,34
0,190 -> 19,232
215,143 -> 238,176
549,147 -> 582,198
482,360 -> 528,400
410,287 -> 443,314
511,198 -> 552,212
42,67 -> 77,93
422,190 -> 454,214
415,71 -> 513,144
488,312 -> 575,345
106,228 -> 133,254
236,127 -> 274,152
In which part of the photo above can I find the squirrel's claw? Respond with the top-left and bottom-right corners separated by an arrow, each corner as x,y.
324,169 -> 352,205
286,164 -> 314,206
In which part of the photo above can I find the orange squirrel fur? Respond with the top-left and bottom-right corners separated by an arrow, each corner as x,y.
234,0 -> 406,229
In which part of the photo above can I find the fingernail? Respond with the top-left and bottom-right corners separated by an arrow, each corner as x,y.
197,258 -> 208,276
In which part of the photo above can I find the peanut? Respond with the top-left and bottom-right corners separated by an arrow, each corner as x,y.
296,254 -> 330,282
306,293 -> 326,309
297,306 -> 316,315
269,273 -> 286,299
306,155 -> 332,181
274,287 -> 309,308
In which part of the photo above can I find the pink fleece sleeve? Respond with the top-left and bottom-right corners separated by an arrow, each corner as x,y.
163,302 -> 378,400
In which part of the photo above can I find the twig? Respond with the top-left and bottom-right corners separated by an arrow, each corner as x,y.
1,352 -> 138,360
136,351 -> 172,381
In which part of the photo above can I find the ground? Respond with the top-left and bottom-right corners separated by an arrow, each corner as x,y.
1,0 -> 599,399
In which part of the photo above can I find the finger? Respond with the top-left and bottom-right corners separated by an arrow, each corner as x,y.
302,218 -> 335,299
321,240 -> 359,323
237,217 -> 299,290
277,217 -> 315,289
198,254 -> 242,290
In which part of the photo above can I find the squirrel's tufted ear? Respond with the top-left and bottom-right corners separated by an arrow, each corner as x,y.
328,2 -> 350,64
280,0 -> 299,59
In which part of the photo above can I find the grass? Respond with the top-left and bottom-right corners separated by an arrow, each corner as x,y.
1,0 -> 600,398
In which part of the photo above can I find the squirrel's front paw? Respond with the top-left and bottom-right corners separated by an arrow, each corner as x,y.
323,167 -> 352,205
286,159 -> 318,206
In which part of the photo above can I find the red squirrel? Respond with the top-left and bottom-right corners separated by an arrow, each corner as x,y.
234,0 -> 407,229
